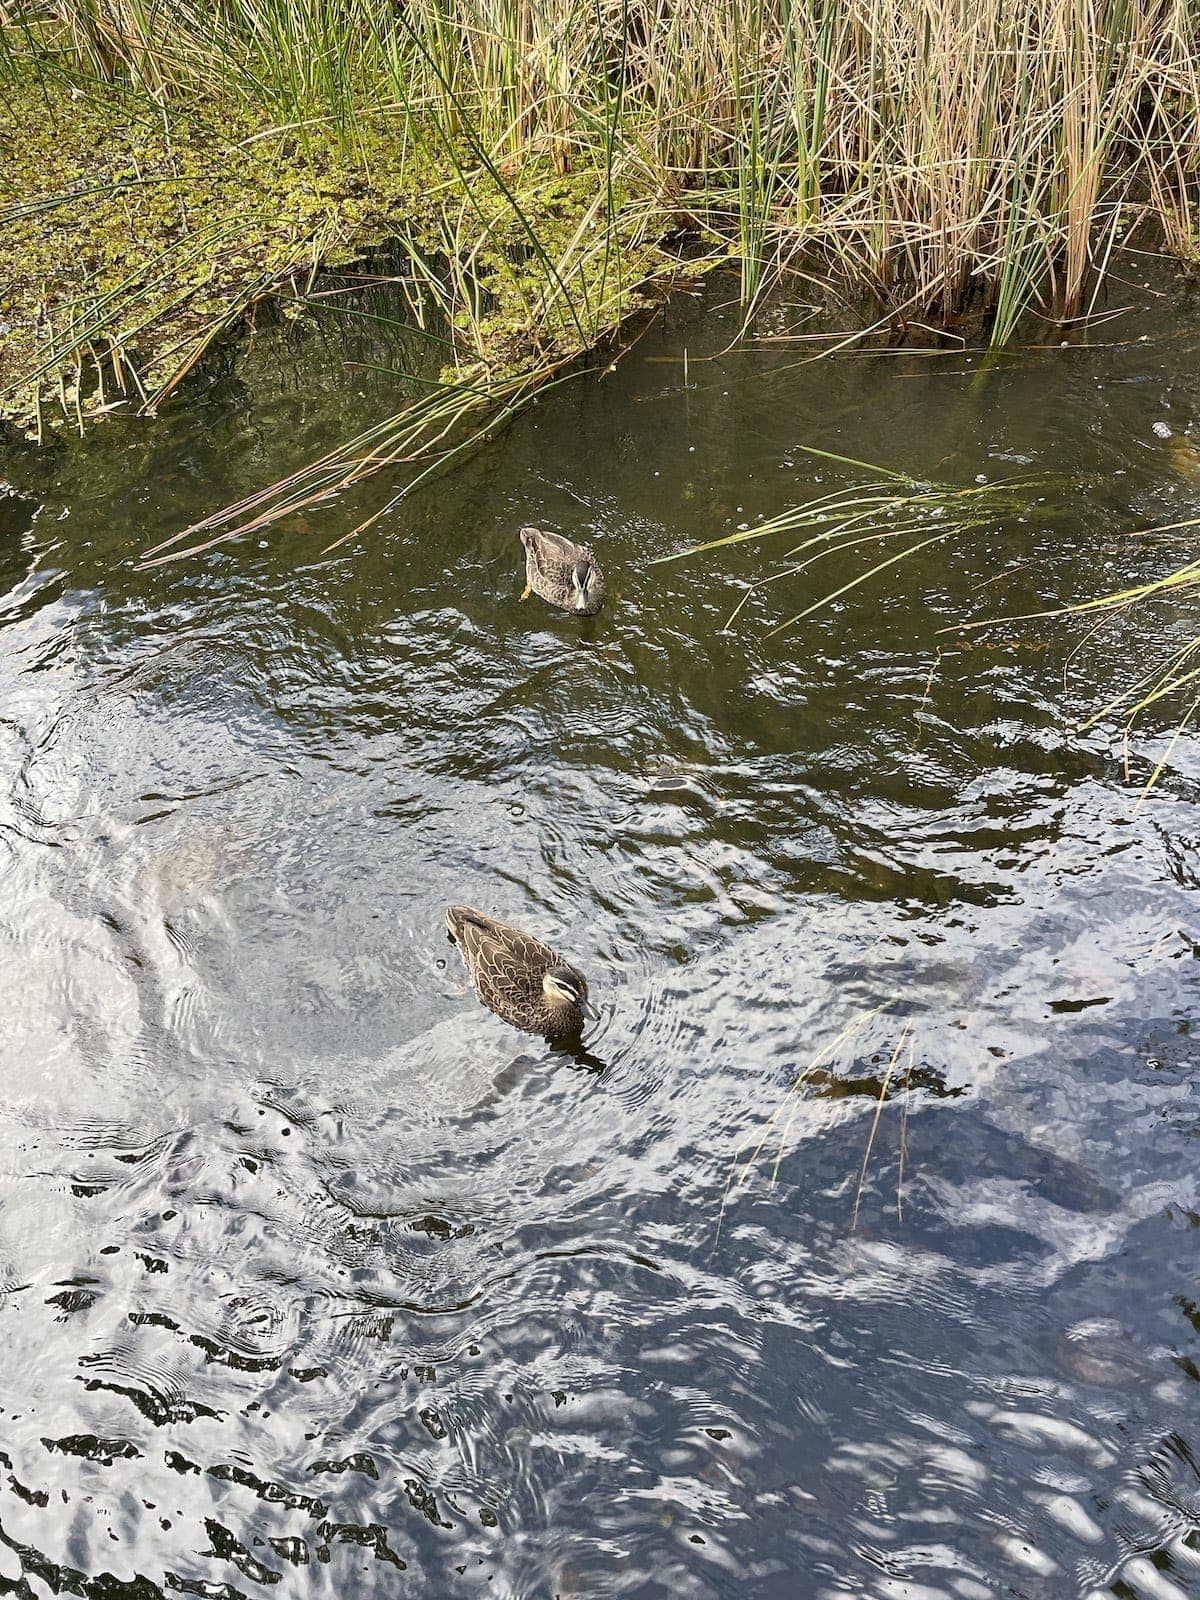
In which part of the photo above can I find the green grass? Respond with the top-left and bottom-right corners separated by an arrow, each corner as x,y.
3,0 -> 1198,433
652,451 -> 1047,636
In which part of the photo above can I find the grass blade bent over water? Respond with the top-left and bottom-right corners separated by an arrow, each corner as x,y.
653,458 -> 1041,637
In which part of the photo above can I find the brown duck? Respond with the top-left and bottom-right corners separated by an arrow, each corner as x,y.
445,905 -> 598,1041
519,526 -> 605,615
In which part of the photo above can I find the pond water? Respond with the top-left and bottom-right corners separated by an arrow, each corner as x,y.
2,275 -> 1200,1600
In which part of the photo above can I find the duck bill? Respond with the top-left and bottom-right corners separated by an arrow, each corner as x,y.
580,999 -> 600,1021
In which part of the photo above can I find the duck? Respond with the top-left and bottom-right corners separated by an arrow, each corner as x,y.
445,904 -> 598,1041
519,526 -> 605,615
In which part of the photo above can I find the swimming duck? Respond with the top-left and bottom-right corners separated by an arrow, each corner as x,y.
445,904 -> 598,1040
519,526 -> 605,615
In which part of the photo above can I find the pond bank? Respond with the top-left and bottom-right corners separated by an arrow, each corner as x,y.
0,74 -> 680,434
4,0 -> 1198,440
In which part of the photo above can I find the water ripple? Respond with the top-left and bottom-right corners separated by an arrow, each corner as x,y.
2,287 -> 1200,1597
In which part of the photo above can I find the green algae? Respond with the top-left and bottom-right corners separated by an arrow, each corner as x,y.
0,72 -> 679,433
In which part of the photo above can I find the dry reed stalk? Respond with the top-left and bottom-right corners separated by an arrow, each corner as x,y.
850,1024 -> 911,1233
6,0 -> 1197,334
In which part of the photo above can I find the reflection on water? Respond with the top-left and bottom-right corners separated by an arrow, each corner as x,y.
1,280 -> 1199,1598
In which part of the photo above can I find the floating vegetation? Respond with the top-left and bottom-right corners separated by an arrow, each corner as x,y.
652,446 -> 1046,635
0,75 -> 680,435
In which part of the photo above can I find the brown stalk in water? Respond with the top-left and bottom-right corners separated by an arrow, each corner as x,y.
715,1003 -> 893,1244
850,1024 -> 912,1234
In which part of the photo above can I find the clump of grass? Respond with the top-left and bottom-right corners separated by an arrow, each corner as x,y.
0,67 -> 684,444
3,0 -> 1199,438
671,457 -> 1200,794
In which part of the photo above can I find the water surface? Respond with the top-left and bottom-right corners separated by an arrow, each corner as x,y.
2,279 -> 1200,1599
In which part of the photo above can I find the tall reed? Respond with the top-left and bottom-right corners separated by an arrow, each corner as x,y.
4,0 -> 1198,341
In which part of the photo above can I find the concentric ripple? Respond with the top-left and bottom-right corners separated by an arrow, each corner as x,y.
1,280 -> 1200,1598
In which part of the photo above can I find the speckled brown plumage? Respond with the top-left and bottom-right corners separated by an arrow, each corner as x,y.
519,526 -> 606,615
445,905 -> 595,1040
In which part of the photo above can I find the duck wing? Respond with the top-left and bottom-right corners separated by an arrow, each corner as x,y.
448,906 -> 556,1008
520,527 -> 587,581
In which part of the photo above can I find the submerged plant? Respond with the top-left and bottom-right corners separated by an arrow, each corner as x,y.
651,444 -> 1043,636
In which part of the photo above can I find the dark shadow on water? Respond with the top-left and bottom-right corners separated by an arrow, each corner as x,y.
552,1036 -> 608,1075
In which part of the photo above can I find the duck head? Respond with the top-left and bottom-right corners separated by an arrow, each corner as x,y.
570,558 -> 603,615
543,965 -> 599,1023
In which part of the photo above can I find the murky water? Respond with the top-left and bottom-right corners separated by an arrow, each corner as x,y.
2,275 -> 1200,1600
